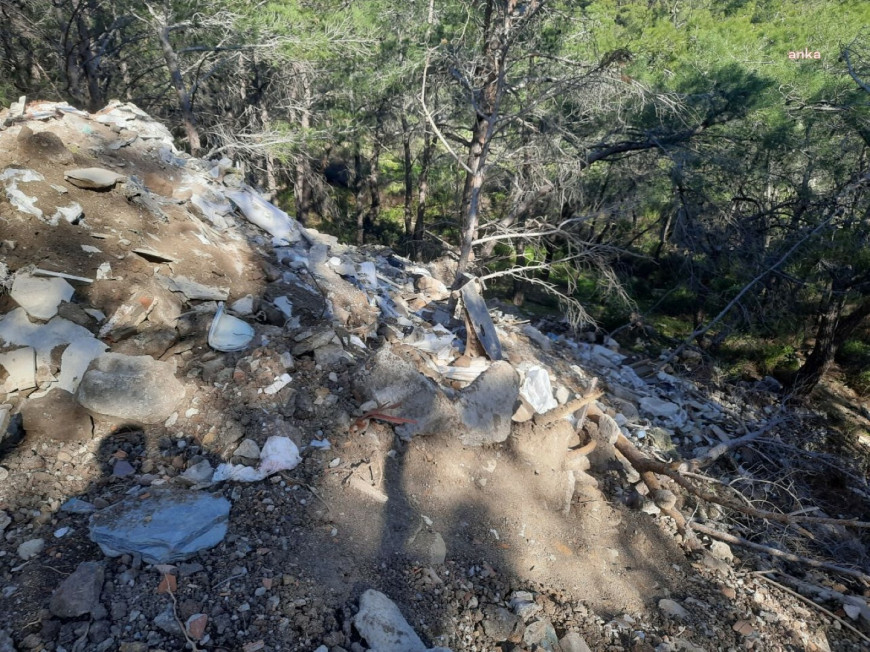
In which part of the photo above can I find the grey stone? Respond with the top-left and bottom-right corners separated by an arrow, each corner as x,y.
356,347 -> 457,440
76,353 -> 184,424
180,460 -> 214,484
0,630 -> 14,652
523,619 -> 558,650
482,606 -> 522,641
559,632 -> 593,652
64,167 -> 124,189
658,598 -> 689,620
17,538 -> 44,560
354,589 -> 432,652
406,529 -> 447,566
21,389 -> 93,443
0,511 -> 10,533
49,561 -> 104,618
60,498 -> 96,514
112,459 -> 135,477
457,361 -> 519,446
153,604 -> 183,636
89,488 -> 230,563
234,439 -> 260,459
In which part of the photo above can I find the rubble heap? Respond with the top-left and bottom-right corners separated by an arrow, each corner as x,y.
0,98 -> 866,652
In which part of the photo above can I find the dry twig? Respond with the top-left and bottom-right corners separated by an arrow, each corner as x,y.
692,522 -> 870,584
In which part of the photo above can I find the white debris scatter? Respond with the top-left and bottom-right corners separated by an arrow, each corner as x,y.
213,436 -> 301,482
519,365 -> 558,414
262,373 -> 292,395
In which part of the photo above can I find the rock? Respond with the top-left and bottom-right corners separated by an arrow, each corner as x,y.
17,538 -> 44,560
49,561 -> 104,618
639,396 -> 684,421
76,353 -> 184,423
89,488 -> 230,563
652,489 -> 677,510
185,613 -> 208,640
354,589 -> 449,652
708,540 -> 733,561
356,347 -> 457,440
154,604 -> 183,636
658,598 -> 689,620
234,439 -> 260,459
510,592 -> 543,622
523,619 -> 558,650
457,361 -> 519,446
180,460 -> 214,485
609,397 -> 640,421
415,275 -> 449,299
11,274 -> 74,320
482,606 -> 522,641
21,389 -> 93,442
112,459 -> 135,476
60,498 -> 96,514
64,167 -> 124,189
559,632 -> 593,652
406,529 -> 447,566
0,631 -> 13,652
521,324 -> 552,351
0,512 -> 10,533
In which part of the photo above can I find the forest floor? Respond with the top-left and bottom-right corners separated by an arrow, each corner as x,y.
0,100 -> 868,652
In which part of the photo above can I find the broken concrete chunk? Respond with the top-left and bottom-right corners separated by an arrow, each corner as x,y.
11,273 -> 74,320
76,353 -> 184,423
0,347 -> 36,392
64,167 -> 124,189
89,488 -> 230,563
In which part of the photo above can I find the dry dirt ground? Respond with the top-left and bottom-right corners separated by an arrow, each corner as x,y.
0,103 -> 867,652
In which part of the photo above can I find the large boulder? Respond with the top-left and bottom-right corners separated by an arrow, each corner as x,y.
76,353 -> 184,423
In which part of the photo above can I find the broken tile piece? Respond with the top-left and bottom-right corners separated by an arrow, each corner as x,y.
0,347 -> 36,392
11,273 -> 75,320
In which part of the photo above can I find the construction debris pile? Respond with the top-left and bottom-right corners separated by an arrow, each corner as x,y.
0,97 -> 867,652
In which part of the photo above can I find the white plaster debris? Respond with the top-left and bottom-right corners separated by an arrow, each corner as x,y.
10,273 -> 75,320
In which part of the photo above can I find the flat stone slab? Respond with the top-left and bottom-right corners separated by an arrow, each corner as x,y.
89,488 -> 231,563
49,561 -> 104,618
354,590 -> 429,652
